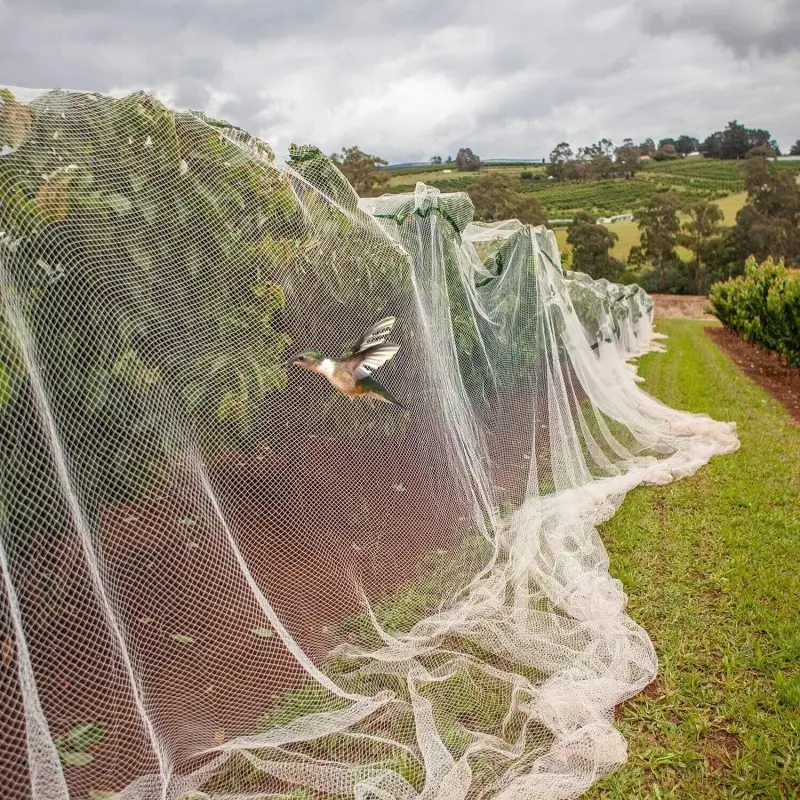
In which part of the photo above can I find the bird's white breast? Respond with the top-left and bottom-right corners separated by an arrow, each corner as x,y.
319,358 -> 336,377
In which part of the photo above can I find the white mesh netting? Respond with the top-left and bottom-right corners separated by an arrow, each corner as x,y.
0,88 -> 739,800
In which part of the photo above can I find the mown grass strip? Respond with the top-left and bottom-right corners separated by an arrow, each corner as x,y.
590,319 -> 800,800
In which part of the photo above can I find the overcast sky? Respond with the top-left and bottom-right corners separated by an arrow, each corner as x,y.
2,0 -> 799,163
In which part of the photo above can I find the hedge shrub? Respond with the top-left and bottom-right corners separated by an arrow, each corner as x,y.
708,256 -> 800,364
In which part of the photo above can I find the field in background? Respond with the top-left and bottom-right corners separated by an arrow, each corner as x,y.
555,218 -> 647,260
651,294 -> 713,320
387,163 -> 542,187
384,159 -> 800,263
715,191 -> 748,225
553,192 -> 749,261
588,320 -> 800,799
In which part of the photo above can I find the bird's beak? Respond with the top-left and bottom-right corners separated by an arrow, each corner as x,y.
282,353 -> 301,368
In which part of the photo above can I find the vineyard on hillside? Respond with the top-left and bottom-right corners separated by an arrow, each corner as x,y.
385,158 -> 800,219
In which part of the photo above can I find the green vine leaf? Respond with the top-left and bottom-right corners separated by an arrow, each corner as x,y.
112,349 -> 161,390
35,181 -> 69,223
60,751 -> 95,767
105,193 -> 133,216
54,723 -> 106,767
62,724 -> 106,751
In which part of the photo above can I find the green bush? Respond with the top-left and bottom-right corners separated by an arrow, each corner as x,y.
708,256 -> 800,364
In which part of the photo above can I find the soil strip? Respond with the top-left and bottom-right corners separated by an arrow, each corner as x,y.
706,325 -> 800,423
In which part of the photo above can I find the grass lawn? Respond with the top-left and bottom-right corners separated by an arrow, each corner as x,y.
716,191 -> 748,226
554,220 -> 645,260
589,319 -> 800,799
387,164 -> 537,187
388,168 -> 475,186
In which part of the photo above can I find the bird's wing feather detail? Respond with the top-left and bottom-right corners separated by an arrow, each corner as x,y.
358,375 -> 405,407
351,342 -> 400,380
345,317 -> 396,356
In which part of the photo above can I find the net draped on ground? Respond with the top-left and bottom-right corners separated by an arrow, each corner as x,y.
0,88 -> 739,800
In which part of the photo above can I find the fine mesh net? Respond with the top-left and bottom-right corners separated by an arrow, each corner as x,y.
0,88 -> 739,800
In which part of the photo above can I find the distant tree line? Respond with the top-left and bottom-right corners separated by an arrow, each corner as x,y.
548,121 -> 793,184
428,149 -> 483,170
548,139 -> 641,181
698,121 -> 780,160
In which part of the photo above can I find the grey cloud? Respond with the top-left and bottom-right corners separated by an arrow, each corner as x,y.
640,0 -> 800,58
9,0 -> 467,46
1,0 -> 799,161
172,78 -> 213,114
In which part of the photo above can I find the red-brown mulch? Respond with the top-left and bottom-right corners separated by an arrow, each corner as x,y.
1,422 -> 486,800
706,326 -> 800,423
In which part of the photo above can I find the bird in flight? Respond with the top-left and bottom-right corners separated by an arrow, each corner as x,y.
285,316 -> 405,408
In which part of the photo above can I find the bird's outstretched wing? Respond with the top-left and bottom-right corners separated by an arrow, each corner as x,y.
350,342 -> 401,381
343,317 -> 396,357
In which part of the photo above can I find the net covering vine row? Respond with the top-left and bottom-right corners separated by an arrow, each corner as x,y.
0,88 -> 738,800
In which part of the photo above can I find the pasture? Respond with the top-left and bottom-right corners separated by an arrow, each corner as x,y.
554,192 -> 748,260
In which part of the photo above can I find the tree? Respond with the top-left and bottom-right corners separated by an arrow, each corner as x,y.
700,131 -> 723,159
329,145 -> 389,195
744,155 -> 800,224
566,212 -> 624,280
456,147 -> 481,172
720,121 -> 751,159
639,138 -> 656,155
746,144 -> 777,160
629,193 -> 682,290
430,155 -> 442,164
701,121 -> 779,160
446,155 -> 453,163
468,172 -> 546,226
790,140 -> 800,156
547,141 -> 573,180
615,140 -> 641,179
678,201 -> 724,293
675,135 -> 700,156
652,142 -> 679,162
658,137 -> 677,151
729,155 -> 800,263
747,127 -> 780,155
581,138 -> 614,180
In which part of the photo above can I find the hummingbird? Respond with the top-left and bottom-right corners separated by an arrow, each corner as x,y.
285,317 -> 405,408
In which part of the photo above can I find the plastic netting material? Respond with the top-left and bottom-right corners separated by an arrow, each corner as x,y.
0,88 -> 739,800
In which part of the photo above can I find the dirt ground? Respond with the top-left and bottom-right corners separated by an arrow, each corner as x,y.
706,326 -> 800,423
650,295 -> 798,422
2,426 -> 479,799
651,294 -> 714,320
